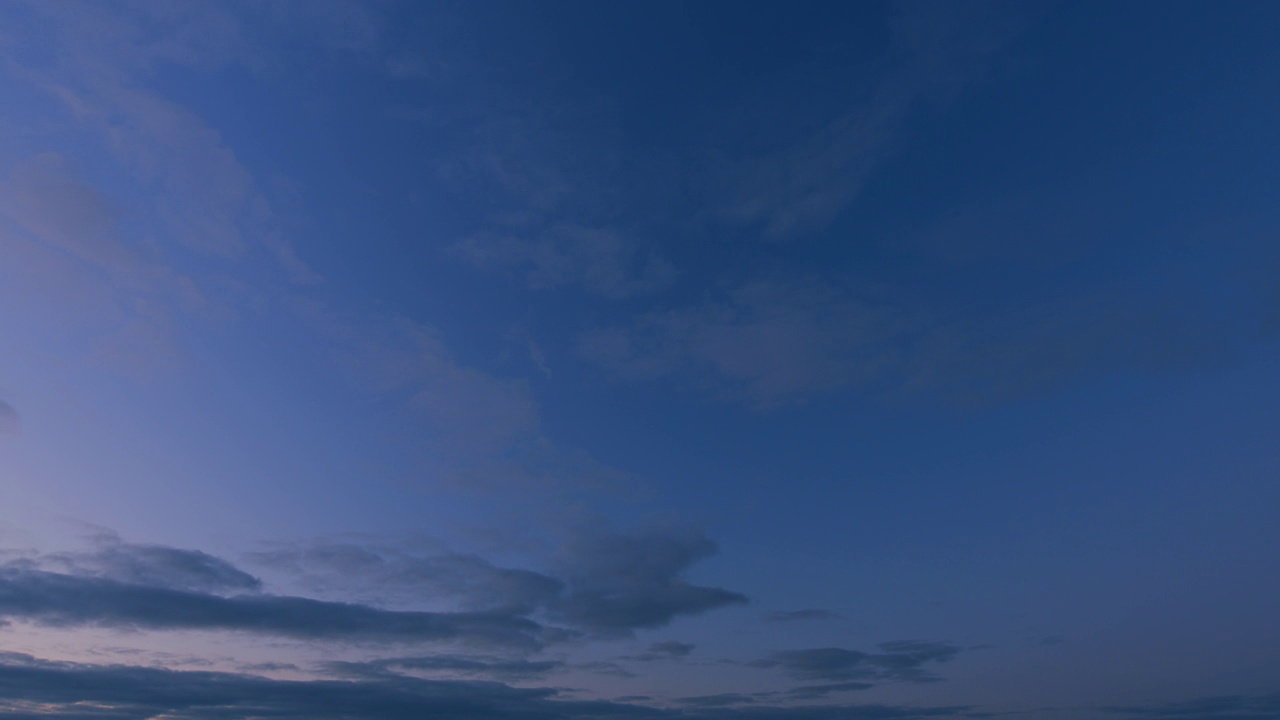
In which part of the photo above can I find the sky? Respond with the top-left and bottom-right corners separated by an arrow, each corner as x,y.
1,1 -> 1279,718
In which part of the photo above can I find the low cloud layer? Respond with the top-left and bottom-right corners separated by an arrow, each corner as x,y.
254,525 -> 747,636
750,641 -> 962,684
46,534 -> 262,593
0,652 -> 983,720
0,527 -> 745,647
763,609 -> 840,622
551,526 -> 749,632
1103,692 -> 1280,720
0,565 -> 545,647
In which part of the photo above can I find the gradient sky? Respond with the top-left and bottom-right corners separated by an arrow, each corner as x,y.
1,1 -> 1279,718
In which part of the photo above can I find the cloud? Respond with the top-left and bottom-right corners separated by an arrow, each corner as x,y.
550,525 -> 748,633
749,641 -> 961,684
584,272 -> 1244,408
0,401 -> 18,436
714,2 -> 1035,242
579,278 -> 909,407
773,681 -> 878,699
454,224 -> 676,299
1,0 -> 321,283
678,693 -> 757,707
294,304 -> 634,500
1102,692 -> 1280,720
44,534 -> 262,593
617,641 -> 696,663
249,538 -> 566,616
0,154 -> 134,273
328,654 -> 565,681
0,566 -> 546,647
0,548 -> 547,648
0,652 -> 985,720
253,527 -> 746,636
763,609 -> 840,622
642,641 -> 695,660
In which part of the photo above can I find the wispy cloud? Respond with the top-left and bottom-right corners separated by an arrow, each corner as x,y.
579,278 -> 910,407
291,303 -> 635,501
455,224 -> 676,299
763,609 -> 840,622
583,273 -> 1242,408
714,1 -> 1037,242
42,532 -> 262,594
1,0 -> 330,283
749,641 -> 961,684
0,565 -> 547,648
0,651 -> 986,720
551,525 -> 748,634
1102,692 -> 1280,720
2,527 -> 746,645
250,525 -> 747,637
0,400 -> 18,436
326,654 -> 565,681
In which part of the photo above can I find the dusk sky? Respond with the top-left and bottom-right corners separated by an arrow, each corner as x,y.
1,1 -> 1279,718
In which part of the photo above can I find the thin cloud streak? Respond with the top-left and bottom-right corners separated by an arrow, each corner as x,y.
0,652 -> 985,720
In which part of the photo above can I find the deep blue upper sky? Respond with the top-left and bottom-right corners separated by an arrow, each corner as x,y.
0,2 -> 1278,718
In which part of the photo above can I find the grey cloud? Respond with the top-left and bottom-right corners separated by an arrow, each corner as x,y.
0,401 -> 18,436
644,641 -> 695,659
454,225 -> 675,299
717,90 -> 908,241
329,654 -> 564,681
48,535 -> 261,593
251,526 -> 745,635
763,609 -> 840,622
750,641 -> 961,684
2,1 -> 321,283
618,641 -> 696,663
296,305 -> 633,500
0,527 -> 746,658
573,660 -> 638,679
551,526 -> 748,633
0,566 -> 545,648
716,2 -> 1034,241
679,693 -> 756,707
1103,692 -> 1280,719
584,275 -> 1243,408
0,154 -> 134,272
580,279 -> 907,407
249,539 -> 563,615
776,681 -> 877,699
0,652 -> 983,720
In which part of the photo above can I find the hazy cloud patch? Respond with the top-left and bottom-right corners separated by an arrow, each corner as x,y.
250,526 -> 747,636
0,652 -> 984,720
584,274 -> 1244,408
0,401 -> 18,436
714,1 -> 1036,242
248,538 -> 563,615
750,641 -> 961,684
642,641 -> 695,660
763,609 -> 840,622
44,533 -> 261,594
328,654 -> 565,681
0,154 -> 134,273
455,225 -> 675,299
0,543 -> 548,648
1102,692 -> 1280,720
551,525 -> 748,634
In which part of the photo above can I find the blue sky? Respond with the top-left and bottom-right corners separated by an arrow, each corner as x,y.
1,1 -> 1279,718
